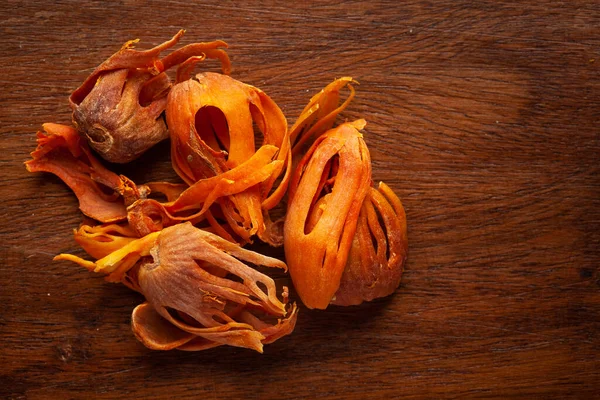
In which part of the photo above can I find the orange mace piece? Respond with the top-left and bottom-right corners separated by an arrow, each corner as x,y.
332,182 -> 408,306
70,30 -> 230,163
285,77 -> 409,309
25,123 -> 148,223
73,222 -> 139,260
129,71 -> 291,245
289,76 -> 356,156
56,222 -> 298,352
284,120 -> 372,309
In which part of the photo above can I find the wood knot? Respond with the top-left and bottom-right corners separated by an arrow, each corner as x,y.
54,337 -> 92,363
56,344 -> 73,363
579,268 -> 593,280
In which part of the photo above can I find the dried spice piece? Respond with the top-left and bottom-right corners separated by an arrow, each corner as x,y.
74,222 -> 139,259
332,182 -> 408,306
127,144 -> 283,237
284,120 -> 372,309
25,123 -> 148,223
286,78 -> 408,308
289,77 -> 356,156
55,222 -> 298,352
129,72 -> 290,245
70,31 -> 231,163
25,28 -> 411,355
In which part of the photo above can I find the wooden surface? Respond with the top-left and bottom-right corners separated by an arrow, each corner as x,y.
1,1 -> 599,399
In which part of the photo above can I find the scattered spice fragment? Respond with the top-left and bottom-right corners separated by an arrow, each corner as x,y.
25,123 -> 148,223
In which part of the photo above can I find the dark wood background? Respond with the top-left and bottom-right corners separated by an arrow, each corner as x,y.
1,1 -> 599,399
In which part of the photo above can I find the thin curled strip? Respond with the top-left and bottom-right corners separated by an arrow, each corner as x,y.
74,223 -> 139,259
127,145 -> 283,237
162,42 -> 231,75
290,77 -> 357,156
55,222 -> 297,352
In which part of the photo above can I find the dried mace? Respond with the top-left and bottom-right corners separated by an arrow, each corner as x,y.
285,79 -> 409,309
25,123 -> 148,223
332,182 -> 408,306
70,31 -> 230,163
128,71 -> 291,245
56,222 -> 298,352
284,120 -> 372,309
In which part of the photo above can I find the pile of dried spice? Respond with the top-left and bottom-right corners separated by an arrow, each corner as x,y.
26,31 -> 408,353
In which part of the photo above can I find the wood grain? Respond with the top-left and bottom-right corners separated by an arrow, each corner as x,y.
1,1 -> 599,399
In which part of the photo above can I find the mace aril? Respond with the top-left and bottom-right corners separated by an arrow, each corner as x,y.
73,222 -> 139,260
25,123 -> 148,223
56,222 -> 298,352
285,77 -> 408,309
332,182 -> 408,306
284,119 -> 372,309
289,77 -> 356,157
70,30 -> 230,163
129,71 -> 291,245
